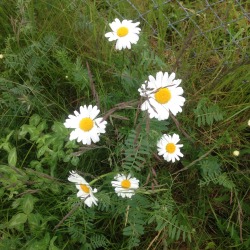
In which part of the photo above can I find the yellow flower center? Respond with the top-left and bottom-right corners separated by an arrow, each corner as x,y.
80,184 -> 90,193
121,179 -> 131,189
117,27 -> 129,37
79,118 -> 94,131
154,88 -> 171,104
166,143 -> 176,154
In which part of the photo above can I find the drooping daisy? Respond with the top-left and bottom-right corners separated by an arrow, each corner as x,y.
138,71 -> 185,120
68,171 -> 98,207
105,18 -> 141,50
64,105 -> 107,145
157,133 -> 184,163
111,174 -> 139,198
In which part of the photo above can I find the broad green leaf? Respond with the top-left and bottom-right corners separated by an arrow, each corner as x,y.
71,156 -> 79,166
12,198 -> 22,209
28,213 -> 41,231
37,146 -> 47,158
1,142 -> 11,152
8,147 -> 17,167
5,130 -> 14,141
37,120 -> 47,131
52,122 -> 67,134
29,114 -> 41,126
22,194 -> 37,214
0,165 -> 13,174
8,213 -> 27,229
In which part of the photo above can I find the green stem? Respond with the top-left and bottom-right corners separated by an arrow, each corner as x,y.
89,172 -> 114,185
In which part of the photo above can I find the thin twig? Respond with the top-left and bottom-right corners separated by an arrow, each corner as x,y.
173,146 -> 215,175
146,229 -> 162,250
125,205 -> 130,227
86,61 -> 100,108
170,113 -> 193,142
134,97 -> 143,127
16,189 -> 40,197
25,168 -> 59,181
102,100 -> 139,121
53,203 -> 81,231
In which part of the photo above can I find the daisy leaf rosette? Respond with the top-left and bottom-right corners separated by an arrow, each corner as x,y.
64,105 -> 107,145
157,133 -> 184,163
111,174 -> 139,198
105,18 -> 141,50
68,171 -> 98,207
138,71 -> 185,120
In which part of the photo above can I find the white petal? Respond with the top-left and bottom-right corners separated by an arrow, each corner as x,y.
68,171 -> 87,184
69,130 -> 79,141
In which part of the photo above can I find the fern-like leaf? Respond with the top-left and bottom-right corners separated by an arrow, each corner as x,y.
122,130 -> 151,172
199,156 -> 235,190
90,234 -> 109,249
194,98 -> 225,127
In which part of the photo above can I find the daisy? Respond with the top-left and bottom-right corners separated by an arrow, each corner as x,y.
157,133 -> 184,163
64,105 -> 107,145
111,174 -> 139,198
138,71 -> 185,120
105,18 -> 141,50
68,171 -> 98,207
248,119 -> 250,127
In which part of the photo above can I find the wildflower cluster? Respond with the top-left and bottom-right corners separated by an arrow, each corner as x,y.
64,18 -> 186,208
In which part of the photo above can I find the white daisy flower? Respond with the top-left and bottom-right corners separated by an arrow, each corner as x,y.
68,171 -> 98,207
64,105 -> 107,145
105,18 -> 141,50
138,71 -> 185,120
157,133 -> 184,163
248,119 -> 250,127
111,174 -> 139,198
